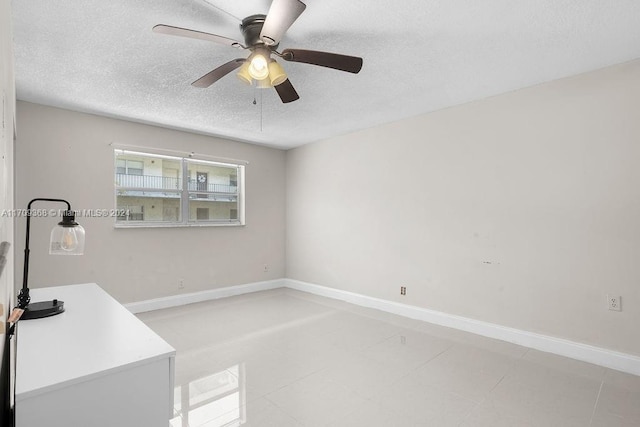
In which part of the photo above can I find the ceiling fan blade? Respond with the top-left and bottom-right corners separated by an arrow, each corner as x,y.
260,0 -> 306,46
281,49 -> 363,73
153,24 -> 242,48
274,79 -> 300,103
191,59 -> 246,88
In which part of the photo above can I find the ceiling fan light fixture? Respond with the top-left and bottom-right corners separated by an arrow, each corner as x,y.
248,50 -> 270,80
153,0 -> 363,104
256,77 -> 273,89
268,60 -> 287,86
236,61 -> 253,85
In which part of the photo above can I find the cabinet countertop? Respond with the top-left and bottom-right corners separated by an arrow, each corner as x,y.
15,283 -> 175,401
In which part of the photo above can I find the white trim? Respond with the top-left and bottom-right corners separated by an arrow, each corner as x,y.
283,279 -> 640,376
113,222 -> 244,229
110,143 -> 249,165
124,279 -> 284,314
124,277 -> 640,376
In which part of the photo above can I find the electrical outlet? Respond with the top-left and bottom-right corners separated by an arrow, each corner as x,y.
263,264 -> 269,273
400,286 -> 406,296
178,279 -> 184,289
607,295 -> 621,311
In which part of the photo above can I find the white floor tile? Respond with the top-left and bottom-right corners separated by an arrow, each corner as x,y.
264,371 -> 369,426
373,372 -> 479,426
590,374 -> 640,426
327,399 -> 429,427
413,342 -> 521,402
139,289 -> 640,427
318,352 -> 411,400
462,353 -> 603,426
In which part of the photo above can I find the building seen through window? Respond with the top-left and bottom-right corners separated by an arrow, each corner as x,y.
115,150 -> 244,226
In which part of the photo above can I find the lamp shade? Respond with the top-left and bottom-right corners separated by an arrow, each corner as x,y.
236,61 -> 252,85
268,61 -> 287,86
49,212 -> 85,255
248,49 -> 270,80
256,77 -> 273,89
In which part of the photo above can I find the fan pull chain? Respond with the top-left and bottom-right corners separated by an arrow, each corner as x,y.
252,86 -> 263,132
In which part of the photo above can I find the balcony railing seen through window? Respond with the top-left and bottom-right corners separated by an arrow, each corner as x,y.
116,174 -> 181,190
114,149 -> 245,227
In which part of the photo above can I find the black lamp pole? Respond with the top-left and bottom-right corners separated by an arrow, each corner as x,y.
17,198 -> 78,320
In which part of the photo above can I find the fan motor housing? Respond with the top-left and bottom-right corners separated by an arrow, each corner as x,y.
241,14 -> 277,48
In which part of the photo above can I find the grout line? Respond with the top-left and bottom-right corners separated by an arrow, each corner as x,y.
420,342 -> 455,368
589,380 -> 605,426
385,342 -> 455,392
457,345 -> 530,426
456,359 -> 512,426
262,389 -> 307,425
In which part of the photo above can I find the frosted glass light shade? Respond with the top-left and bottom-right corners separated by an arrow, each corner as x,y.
50,223 -> 85,255
248,51 -> 269,80
236,61 -> 252,85
256,77 -> 273,89
268,61 -> 287,86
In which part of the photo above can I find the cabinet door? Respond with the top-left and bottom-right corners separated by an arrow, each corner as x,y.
16,358 -> 172,427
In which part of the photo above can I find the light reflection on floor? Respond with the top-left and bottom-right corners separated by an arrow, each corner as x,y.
171,364 -> 245,427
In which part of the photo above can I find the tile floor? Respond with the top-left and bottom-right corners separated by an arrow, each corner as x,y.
137,288 -> 640,427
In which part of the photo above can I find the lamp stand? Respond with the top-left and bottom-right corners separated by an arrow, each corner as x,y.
19,299 -> 65,320
17,198 -> 75,320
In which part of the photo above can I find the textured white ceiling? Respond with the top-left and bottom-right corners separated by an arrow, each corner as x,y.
11,0 -> 640,149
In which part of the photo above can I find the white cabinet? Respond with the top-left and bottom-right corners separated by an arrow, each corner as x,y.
15,283 -> 175,427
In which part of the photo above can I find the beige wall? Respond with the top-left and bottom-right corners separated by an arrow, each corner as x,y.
286,60 -> 640,356
15,102 -> 286,303
12,55 -> 640,357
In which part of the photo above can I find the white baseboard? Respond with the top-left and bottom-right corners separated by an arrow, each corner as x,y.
284,279 -> 640,376
125,277 -> 640,376
124,279 -> 285,314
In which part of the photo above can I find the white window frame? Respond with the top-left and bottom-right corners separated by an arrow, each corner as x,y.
114,149 -> 245,228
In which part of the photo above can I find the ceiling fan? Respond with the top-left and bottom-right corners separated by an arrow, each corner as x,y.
153,0 -> 363,103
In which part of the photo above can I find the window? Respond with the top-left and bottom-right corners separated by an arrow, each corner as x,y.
115,149 -> 245,227
116,159 -> 144,176
117,205 -> 144,221
196,208 -> 209,221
